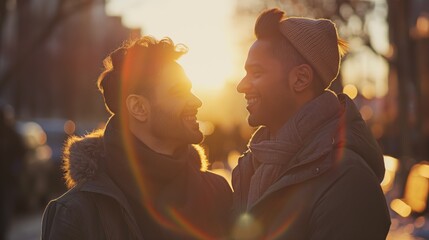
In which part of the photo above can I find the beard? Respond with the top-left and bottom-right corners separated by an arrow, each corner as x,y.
149,106 -> 203,146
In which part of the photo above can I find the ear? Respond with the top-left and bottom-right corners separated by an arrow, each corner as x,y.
290,64 -> 314,92
125,94 -> 150,122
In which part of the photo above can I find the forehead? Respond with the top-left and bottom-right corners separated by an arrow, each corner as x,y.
245,40 -> 282,70
156,62 -> 191,90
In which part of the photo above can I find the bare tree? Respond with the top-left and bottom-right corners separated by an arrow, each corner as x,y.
0,0 -> 97,94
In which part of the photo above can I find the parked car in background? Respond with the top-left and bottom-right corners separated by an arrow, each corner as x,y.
15,118 -> 101,211
15,121 -> 52,211
32,118 -> 77,197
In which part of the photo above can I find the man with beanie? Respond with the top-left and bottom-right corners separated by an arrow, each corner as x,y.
41,36 -> 232,239
232,8 -> 390,239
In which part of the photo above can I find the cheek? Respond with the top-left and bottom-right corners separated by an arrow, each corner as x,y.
260,77 -> 289,102
259,71 -> 287,89
151,103 -> 175,123
156,100 -> 181,115
263,86 -> 293,116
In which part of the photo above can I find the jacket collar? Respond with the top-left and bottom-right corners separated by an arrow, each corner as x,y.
103,116 -> 189,184
250,93 -> 386,208
235,91 -> 385,210
243,91 -> 341,208
248,91 -> 341,168
62,117 -> 208,189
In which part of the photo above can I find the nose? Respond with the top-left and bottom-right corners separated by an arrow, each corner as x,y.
237,75 -> 250,93
190,93 -> 202,109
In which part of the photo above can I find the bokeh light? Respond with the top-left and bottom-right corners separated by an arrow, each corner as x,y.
403,163 -> 429,213
63,120 -> 76,135
381,155 -> 399,193
390,199 -> 412,218
343,84 -> 358,99
417,15 -> 429,36
232,213 -> 263,240
360,105 -> 374,121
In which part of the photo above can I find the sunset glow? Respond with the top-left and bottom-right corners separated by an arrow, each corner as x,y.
106,0 -> 238,92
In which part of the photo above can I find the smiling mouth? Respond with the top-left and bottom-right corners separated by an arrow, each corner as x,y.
245,96 -> 260,110
183,115 -> 197,121
182,111 -> 200,130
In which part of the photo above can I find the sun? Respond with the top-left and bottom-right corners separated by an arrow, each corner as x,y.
107,0 -> 238,92
177,40 -> 234,91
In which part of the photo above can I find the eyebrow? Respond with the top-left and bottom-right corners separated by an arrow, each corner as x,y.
245,63 -> 264,72
169,81 -> 192,94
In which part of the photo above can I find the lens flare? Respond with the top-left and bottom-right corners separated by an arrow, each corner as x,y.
265,211 -> 299,240
169,208 -> 216,240
116,109 -> 214,239
232,213 -> 263,240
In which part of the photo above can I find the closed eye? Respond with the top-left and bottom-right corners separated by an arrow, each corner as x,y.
245,65 -> 264,79
170,83 -> 192,97
252,72 -> 262,78
172,90 -> 191,97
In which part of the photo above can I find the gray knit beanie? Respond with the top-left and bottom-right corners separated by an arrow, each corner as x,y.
279,17 -> 343,88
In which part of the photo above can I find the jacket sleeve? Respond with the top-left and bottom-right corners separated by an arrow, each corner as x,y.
308,166 -> 391,240
41,200 -> 83,240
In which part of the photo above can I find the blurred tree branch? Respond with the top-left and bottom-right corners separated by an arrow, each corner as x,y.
0,0 -> 6,33
0,0 -> 8,62
0,0 -> 98,94
236,0 -> 382,57
234,0 -> 384,93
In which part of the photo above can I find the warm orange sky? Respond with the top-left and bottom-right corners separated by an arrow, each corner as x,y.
105,0 -> 390,101
103,0 -> 394,129
106,0 -> 243,92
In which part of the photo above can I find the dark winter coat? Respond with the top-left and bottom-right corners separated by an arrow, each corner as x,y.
42,119 -> 232,240
232,92 -> 391,240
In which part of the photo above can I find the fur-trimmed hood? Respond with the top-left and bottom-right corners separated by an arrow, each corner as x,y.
62,129 -> 208,189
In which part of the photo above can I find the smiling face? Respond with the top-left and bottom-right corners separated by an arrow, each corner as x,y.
148,62 -> 203,146
237,40 -> 298,132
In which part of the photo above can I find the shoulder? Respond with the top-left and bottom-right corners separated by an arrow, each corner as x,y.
198,170 -> 233,207
307,149 -> 390,239
232,150 -> 252,178
63,129 -> 105,189
312,147 -> 384,201
42,187 -> 97,239
187,144 -> 232,195
201,171 -> 232,194
332,147 -> 380,183
43,186 -> 97,221
200,171 -> 233,215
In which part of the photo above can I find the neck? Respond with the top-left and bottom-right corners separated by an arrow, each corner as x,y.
268,93 -> 319,140
268,125 -> 281,140
129,123 -> 179,156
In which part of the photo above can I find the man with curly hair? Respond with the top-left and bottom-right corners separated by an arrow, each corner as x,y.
232,8 -> 390,239
42,36 -> 232,239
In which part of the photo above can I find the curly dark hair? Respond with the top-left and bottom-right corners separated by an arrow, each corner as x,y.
97,36 -> 188,115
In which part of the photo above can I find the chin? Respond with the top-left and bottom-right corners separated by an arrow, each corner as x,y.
186,130 -> 204,144
248,115 -> 262,127
192,132 -> 204,144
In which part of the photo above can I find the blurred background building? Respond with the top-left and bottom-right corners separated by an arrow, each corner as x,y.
0,0 -> 429,239
0,0 -> 140,120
